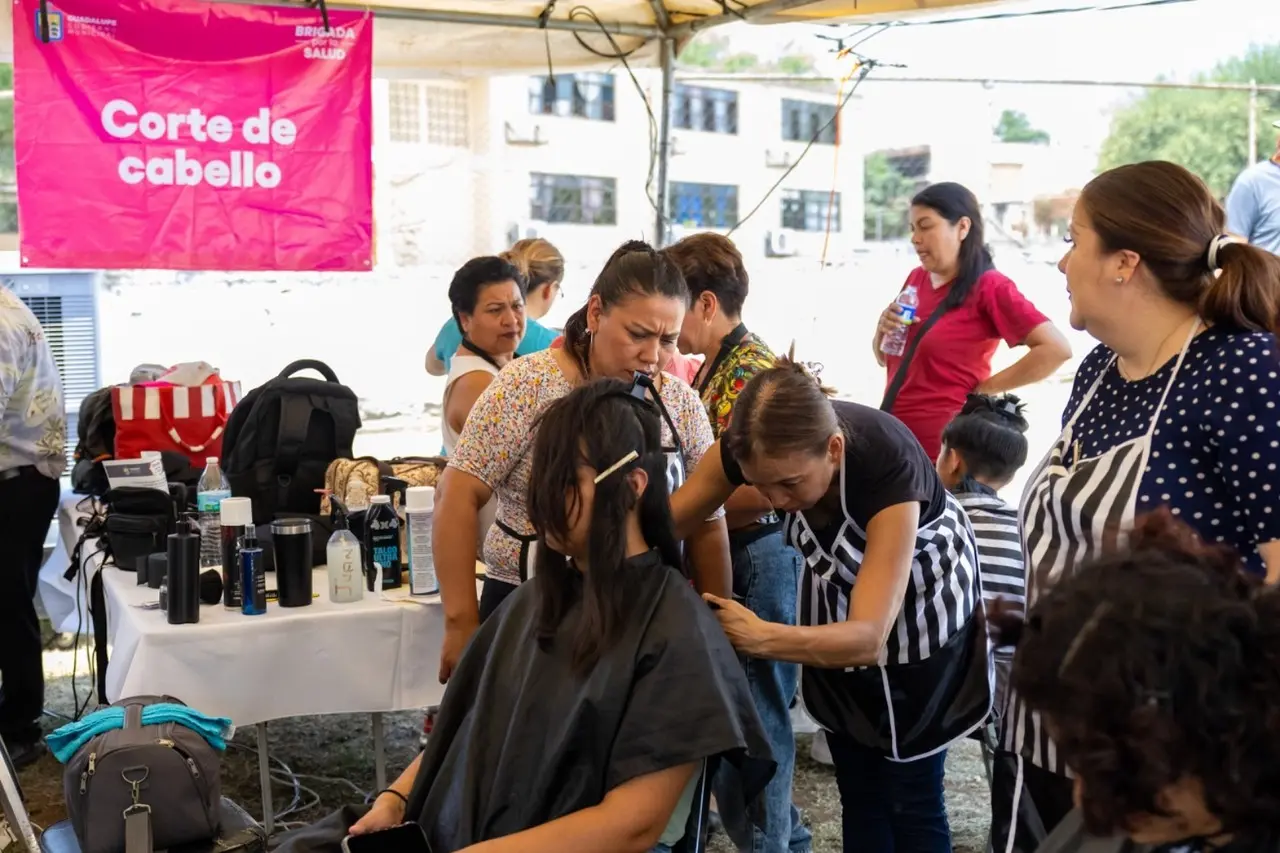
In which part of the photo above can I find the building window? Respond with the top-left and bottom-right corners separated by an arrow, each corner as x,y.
388,81 -> 422,143
424,85 -> 469,147
673,85 -> 738,135
781,99 -> 838,145
530,173 -> 617,225
387,81 -> 470,147
782,189 -> 841,232
670,182 -> 738,228
528,73 -> 615,121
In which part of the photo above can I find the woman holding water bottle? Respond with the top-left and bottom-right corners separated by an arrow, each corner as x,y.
874,182 -> 1070,461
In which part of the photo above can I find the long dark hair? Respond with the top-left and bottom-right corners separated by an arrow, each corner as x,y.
912,182 -> 994,310
991,510 -> 1280,838
562,240 -> 688,375
527,379 -> 682,673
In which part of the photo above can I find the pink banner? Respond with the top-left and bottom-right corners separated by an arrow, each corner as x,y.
13,0 -> 373,271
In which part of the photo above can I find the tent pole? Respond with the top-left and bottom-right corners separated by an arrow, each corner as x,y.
654,35 -> 675,247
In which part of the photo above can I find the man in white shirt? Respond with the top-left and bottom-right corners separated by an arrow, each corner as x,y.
1225,118 -> 1280,255
0,283 -> 66,769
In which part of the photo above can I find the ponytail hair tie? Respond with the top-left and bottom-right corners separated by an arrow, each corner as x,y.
1206,234 -> 1241,273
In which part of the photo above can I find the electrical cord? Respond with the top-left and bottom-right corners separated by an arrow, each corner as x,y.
829,0 -> 1200,33
566,6 -> 662,224
727,57 -> 881,237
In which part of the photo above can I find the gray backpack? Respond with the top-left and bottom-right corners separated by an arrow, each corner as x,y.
63,696 -> 222,853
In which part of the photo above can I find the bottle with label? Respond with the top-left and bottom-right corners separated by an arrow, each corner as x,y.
327,497 -> 364,603
879,283 -> 919,357
405,486 -> 438,596
196,457 -> 232,570
240,525 -> 267,616
219,497 -> 253,610
364,494 -> 402,590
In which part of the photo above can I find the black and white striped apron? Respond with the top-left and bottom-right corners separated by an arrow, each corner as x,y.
998,322 -> 1199,845
793,455 -> 991,761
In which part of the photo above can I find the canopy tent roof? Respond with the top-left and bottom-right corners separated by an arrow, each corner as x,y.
0,0 -> 1014,69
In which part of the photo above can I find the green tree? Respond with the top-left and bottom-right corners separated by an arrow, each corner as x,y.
678,33 -> 816,75
1098,43 -> 1280,197
863,152 -> 915,240
994,109 -> 1049,144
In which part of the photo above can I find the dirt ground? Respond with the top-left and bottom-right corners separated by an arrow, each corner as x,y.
17,641 -> 992,852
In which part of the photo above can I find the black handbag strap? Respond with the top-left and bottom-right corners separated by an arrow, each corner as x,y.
880,303 -> 953,413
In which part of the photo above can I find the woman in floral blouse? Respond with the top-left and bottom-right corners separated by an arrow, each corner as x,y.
664,232 -> 811,853
432,240 -> 731,685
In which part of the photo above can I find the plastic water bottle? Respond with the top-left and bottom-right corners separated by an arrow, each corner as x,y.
196,457 -> 231,570
879,284 -> 919,357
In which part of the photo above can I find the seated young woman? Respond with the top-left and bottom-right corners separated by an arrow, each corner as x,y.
275,379 -> 774,853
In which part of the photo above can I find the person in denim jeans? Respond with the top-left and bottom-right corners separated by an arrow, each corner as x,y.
666,233 -> 811,852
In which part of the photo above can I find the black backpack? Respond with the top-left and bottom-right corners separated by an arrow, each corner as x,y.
221,360 -> 361,524
70,388 -> 117,496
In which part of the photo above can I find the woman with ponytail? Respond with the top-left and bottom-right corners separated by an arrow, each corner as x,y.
874,182 -> 1070,460
994,509 -> 1280,853
991,160 -> 1280,852
665,353 -> 989,852
433,240 -> 730,684
276,381 -> 773,853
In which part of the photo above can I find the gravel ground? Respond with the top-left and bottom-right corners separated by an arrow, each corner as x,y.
16,642 -> 992,852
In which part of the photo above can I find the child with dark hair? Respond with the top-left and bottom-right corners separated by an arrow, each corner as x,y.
936,392 -> 1030,641
992,509 -> 1280,853
275,379 -> 772,853
936,393 -> 1031,852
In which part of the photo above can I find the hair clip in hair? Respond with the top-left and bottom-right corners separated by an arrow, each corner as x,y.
1206,233 -> 1240,272
594,450 -> 639,484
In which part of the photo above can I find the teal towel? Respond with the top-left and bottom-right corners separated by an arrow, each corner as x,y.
48,703 -> 234,763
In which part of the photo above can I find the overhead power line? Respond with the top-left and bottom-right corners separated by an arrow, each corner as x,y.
830,0 -> 1202,30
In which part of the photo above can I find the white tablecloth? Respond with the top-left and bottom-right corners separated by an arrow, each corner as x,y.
101,567 -> 456,726
38,491 -> 104,635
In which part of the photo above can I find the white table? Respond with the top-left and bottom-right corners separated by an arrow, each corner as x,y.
100,566 -> 461,832
38,491 -> 103,635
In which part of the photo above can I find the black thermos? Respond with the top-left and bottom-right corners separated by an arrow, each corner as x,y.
271,518 -> 314,607
167,514 -> 201,625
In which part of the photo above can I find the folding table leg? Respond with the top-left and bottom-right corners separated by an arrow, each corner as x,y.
257,723 -> 274,835
372,712 -> 387,792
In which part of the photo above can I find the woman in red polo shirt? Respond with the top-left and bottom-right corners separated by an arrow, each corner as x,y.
874,182 -> 1071,461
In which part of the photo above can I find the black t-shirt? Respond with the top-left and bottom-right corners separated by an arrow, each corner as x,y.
833,399 -> 945,529
722,398 -> 945,528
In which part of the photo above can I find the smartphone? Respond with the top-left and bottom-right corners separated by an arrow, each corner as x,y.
340,823 -> 432,853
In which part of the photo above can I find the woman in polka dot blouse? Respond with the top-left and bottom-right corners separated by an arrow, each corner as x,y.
991,160 -> 1280,853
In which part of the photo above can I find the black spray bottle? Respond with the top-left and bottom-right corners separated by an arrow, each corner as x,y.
240,525 -> 267,616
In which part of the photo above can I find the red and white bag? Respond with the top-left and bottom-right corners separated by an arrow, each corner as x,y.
112,363 -> 242,467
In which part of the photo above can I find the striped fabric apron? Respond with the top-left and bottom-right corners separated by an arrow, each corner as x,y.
793,455 -> 991,761
998,321 -> 1199,847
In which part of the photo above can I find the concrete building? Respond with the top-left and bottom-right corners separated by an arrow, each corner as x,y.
373,70 -> 865,273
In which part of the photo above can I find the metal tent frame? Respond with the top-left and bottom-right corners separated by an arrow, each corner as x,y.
275,0 -> 1013,245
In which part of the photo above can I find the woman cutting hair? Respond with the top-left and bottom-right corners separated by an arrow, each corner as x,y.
875,182 -> 1070,460
994,160 -> 1280,853
275,381 -> 773,853
994,510 -> 1280,853
434,241 -> 730,683
667,356 -> 989,853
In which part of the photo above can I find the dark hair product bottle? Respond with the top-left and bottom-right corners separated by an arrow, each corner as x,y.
240,526 -> 267,616
166,513 -> 202,625
364,494 -> 402,590
219,496 -> 253,609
